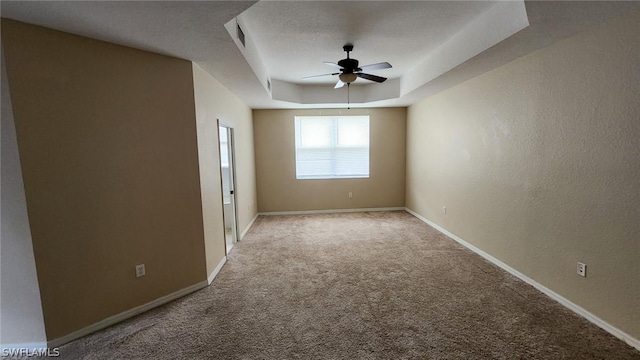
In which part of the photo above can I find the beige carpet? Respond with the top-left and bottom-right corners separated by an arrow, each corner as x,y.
51,211 -> 638,359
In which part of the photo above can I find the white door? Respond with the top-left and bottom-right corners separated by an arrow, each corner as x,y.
218,123 -> 238,254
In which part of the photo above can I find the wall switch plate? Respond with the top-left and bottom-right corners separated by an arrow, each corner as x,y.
577,262 -> 586,277
443,206 -> 446,214
348,192 -> 353,199
136,264 -> 146,277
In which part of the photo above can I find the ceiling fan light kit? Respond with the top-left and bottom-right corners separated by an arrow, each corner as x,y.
339,73 -> 358,84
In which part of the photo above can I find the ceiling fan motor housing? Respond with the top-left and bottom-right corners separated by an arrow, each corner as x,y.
338,58 -> 359,73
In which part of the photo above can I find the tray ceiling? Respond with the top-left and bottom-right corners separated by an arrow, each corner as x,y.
2,1 -> 638,109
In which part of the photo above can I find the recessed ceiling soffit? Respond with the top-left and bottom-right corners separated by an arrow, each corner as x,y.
225,1 -> 529,105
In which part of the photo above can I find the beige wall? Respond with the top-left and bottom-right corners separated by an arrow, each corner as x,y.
2,20 -> 207,340
406,9 -> 640,340
192,64 -> 258,277
253,108 -> 406,212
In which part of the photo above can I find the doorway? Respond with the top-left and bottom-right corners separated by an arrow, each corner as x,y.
218,123 -> 238,255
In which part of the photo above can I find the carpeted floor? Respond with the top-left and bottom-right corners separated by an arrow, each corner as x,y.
50,211 -> 638,359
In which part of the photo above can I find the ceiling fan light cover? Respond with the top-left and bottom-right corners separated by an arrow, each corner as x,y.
339,73 -> 358,84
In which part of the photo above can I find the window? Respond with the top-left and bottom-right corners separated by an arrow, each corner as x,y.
294,116 -> 370,179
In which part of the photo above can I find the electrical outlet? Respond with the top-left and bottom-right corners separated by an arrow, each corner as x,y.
348,192 -> 353,199
135,264 -> 146,278
577,262 -> 586,277
442,206 -> 446,214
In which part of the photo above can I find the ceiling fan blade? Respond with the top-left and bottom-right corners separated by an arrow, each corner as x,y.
334,80 -> 345,89
302,72 -> 340,80
323,61 -> 343,69
359,62 -> 392,71
358,73 -> 387,83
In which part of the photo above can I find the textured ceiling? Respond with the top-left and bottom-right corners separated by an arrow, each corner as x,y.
1,1 -> 639,109
240,1 -> 496,84
232,0 -> 532,106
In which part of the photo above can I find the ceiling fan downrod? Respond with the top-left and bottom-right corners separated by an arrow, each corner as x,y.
344,44 -> 353,58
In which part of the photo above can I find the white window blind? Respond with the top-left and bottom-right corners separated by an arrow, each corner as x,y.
294,116 -> 370,179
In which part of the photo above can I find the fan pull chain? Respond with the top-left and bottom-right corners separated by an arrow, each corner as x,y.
347,83 -> 350,109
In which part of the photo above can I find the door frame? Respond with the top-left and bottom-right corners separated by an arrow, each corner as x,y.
218,121 -> 240,253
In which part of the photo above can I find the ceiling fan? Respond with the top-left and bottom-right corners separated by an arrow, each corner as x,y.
302,44 -> 392,89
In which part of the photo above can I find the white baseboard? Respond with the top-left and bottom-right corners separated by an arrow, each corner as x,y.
404,207 -> 640,351
208,256 -> 227,285
260,207 -> 405,216
47,281 -> 208,348
240,213 -> 259,239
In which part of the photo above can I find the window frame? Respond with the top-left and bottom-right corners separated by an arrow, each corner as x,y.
294,115 -> 370,180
